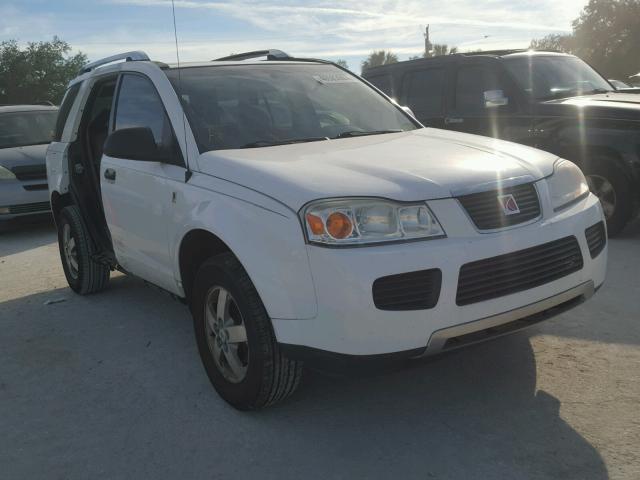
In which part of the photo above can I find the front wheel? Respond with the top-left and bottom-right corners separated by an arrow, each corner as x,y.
191,253 -> 302,410
584,158 -> 633,237
57,205 -> 110,294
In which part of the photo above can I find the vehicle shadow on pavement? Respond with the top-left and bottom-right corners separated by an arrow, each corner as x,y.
0,276 -> 609,480
271,337 -> 609,479
0,220 -> 56,257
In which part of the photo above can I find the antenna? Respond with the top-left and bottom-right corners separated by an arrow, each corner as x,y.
171,0 -> 192,182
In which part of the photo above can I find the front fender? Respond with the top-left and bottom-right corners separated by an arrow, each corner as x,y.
171,172 -> 318,320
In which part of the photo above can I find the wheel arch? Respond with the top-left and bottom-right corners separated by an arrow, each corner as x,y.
178,228 -> 233,302
175,218 -> 317,321
560,144 -> 634,181
50,191 -> 73,227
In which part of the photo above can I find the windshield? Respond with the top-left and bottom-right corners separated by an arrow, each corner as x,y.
0,110 -> 57,149
503,55 -> 612,100
165,64 -> 417,152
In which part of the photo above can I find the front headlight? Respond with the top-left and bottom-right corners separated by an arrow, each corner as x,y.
0,165 -> 16,180
301,198 -> 446,246
547,159 -> 589,211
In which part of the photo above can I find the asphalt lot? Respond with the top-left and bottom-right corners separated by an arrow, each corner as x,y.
1,219 -> 639,480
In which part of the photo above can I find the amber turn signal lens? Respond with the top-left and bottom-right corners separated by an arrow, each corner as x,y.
326,211 -> 353,239
306,213 -> 325,235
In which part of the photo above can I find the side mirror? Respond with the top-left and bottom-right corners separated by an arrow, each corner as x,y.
484,89 -> 509,108
104,127 -> 164,162
401,106 -> 416,118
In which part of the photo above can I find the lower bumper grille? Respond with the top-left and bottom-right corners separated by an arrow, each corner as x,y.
585,221 -> 606,258
372,269 -> 442,310
456,236 -> 583,306
11,165 -> 47,181
3,201 -> 51,215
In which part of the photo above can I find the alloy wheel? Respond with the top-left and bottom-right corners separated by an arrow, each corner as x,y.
586,174 -> 616,219
204,286 -> 249,383
62,223 -> 79,279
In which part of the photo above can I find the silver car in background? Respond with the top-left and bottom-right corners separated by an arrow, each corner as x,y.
0,105 -> 58,228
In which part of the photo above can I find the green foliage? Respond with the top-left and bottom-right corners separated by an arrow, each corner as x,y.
430,44 -> 457,57
530,0 -> 640,79
0,37 -> 87,105
530,34 -> 574,53
361,50 -> 399,71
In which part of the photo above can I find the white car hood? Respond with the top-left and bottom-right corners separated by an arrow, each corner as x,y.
196,128 -> 558,211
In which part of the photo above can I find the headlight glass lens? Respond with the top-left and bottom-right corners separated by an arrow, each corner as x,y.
547,159 -> 589,211
302,198 -> 445,245
0,165 -> 16,180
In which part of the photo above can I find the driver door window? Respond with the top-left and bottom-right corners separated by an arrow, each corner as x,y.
114,74 -> 183,166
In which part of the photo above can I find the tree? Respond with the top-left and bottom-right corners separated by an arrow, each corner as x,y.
361,50 -> 398,71
410,44 -> 458,60
0,37 -> 87,105
335,59 -> 349,70
530,34 -> 574,53
431,44 -> 458,56
530,0 -> 640,79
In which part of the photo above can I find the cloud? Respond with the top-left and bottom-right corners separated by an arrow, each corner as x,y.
0,4 -> 55,39
103,0 -> 585,64
0,0 -> 586,72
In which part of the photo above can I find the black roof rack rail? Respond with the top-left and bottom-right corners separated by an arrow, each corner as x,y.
78,51 -> 150,75
459,48 -> 566,57
214,49 -> 291,62
460,49 -> 529,57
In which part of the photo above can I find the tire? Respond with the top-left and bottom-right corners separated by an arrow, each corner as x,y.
583,157 -> 633,237
57,205 -> 110,294
191,252 -> 302,410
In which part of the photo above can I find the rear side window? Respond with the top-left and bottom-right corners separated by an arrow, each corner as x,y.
455,65 -> 508,114
114,74 -> 183,165
53,83 -> 81,141
402,69 -> 445,116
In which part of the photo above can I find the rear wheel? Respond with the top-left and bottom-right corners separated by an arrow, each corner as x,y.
57,205 -> 110,294
192,253 -> 302,410
584,158 -> 632,237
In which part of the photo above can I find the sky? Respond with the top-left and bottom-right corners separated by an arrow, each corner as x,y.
1,0 -> 589,73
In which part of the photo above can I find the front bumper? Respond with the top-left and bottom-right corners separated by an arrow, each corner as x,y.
0,179 -> 50,222
273,191 -> 607,356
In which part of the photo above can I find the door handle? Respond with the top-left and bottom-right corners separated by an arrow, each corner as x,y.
104,168 -> 116,181
445,117 -> 464,125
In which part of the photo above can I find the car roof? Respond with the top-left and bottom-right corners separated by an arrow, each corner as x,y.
161,60 -> 326,70
73,50 -> 334,82
363,50 -> 574,75
0,105 -> 58,114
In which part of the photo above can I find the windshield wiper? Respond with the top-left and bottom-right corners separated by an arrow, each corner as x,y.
241,137 -> 329,148
333,129 -> 402,139
541,87 -> 611,101
584,88 -> 611,95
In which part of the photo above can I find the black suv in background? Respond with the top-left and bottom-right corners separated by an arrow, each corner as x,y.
363,50 -> 640,235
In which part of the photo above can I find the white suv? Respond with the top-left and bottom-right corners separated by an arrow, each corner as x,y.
47,50 -> 607,409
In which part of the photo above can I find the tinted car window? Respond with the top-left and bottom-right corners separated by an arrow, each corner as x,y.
114,74 -> 182,164
402,68 -> 445,116
54,83 -> 81,141
367,75 -> 393,96
164,64 -> 417,152
503,55 -> 612,100
455,65 -> 506,114
0,111 -> 57,149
